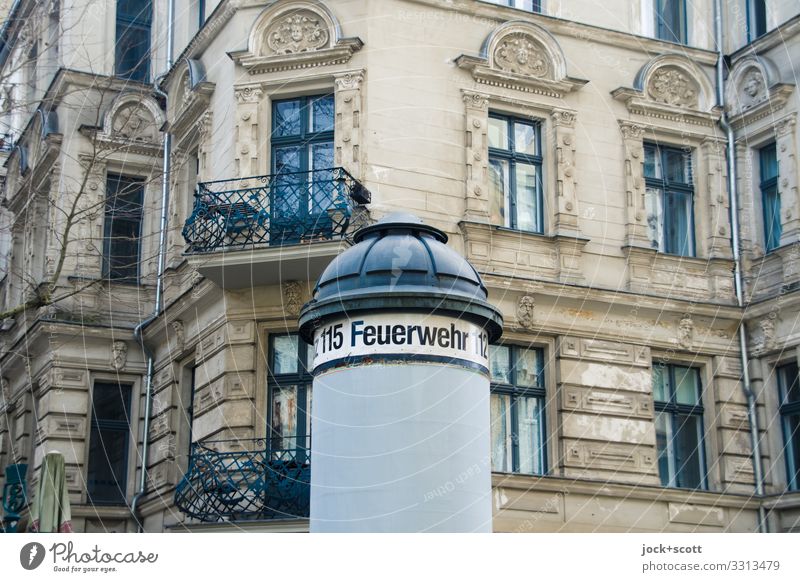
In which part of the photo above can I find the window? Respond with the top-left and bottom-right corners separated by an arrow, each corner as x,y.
484,0 -> 542,11
777,361 -> 800,490
489,345 -> 546,474
653,364 -> 706,489
268,333 -> 314,457
115,0 -> 152,82
103,174 -> 144,283
760,142 -> 781,252
87,382 -> 132,504
748,0 -> 768,41
271,95 -> 335,243
655,0 -> 687,44
644,143 -> 695,256
198,0 -> 206,30
488,114 -> 544,233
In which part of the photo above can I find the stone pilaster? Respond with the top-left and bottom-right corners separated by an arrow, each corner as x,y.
334,70 -> 364,180
702,138 -> 733,259
233,85 -> 263,177
552,109 -> 579,235
618,121 -> 651,248
462,90 -> 490,223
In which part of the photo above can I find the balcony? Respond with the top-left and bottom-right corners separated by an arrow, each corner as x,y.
174,437 -> 310,523
181,168 -> 370,288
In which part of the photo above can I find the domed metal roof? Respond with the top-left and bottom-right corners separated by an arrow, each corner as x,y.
299,213 -> 503,342
313,212 -> 488,302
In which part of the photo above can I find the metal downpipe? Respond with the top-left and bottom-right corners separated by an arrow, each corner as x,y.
713,0 -> 767,532
130,0 -> 175,532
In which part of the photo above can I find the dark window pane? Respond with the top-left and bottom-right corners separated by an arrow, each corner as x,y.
273,100 -> 302,138
763,186 -> 782,251
664,190 -> 693,256
664,148 -> 690,184
311,95 -> 334,133
514,122 -> 537,156
760,143 -> 778,181
488,157 -> 509,228
87,427 -> 129,504
753,0 -> 767,38
656,0 -> 685,43
104,175 -> 143,283
88,382 -> 132,505
784,413 -> 800,490
779,361 -> 800,405
115,0 -> 151,82
653,365 -> 668,402
644,145 -> 661,179
674,413 -> 704,488
92,382 -> 132,423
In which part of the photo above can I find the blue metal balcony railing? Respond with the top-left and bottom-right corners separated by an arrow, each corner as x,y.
0,133 -> 14,153
181,167 -> 370,253
174,437 -> 310,522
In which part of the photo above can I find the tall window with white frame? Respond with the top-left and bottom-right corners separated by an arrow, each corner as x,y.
760,142 -> 781,252
777,361 -> 800,491
103,174 -> 144,284
644,143 -> 695,256
484,0 -> 542,12
115,0 -> 152,82
489,344 -> 546,475
268,333 -> 314,460
654,0 -> 687,44
87,381 -> 132,505
653,364 -> 707,489
271,94 -> 335,244
488,114 -> 544,233
748,0 -> 768,41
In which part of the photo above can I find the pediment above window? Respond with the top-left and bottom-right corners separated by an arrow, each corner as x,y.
455,21 -> 588,99
724,56 -> 794,130
229,1 -> 363,76
168,58 -> 215,138
88,93 -> 164,156
612,55 -> 719,127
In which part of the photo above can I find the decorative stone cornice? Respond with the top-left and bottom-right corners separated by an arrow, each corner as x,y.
229,1 -> 362,76
612,87 -> 720,127
728,84 -> 794,131
455,20 -> 587,99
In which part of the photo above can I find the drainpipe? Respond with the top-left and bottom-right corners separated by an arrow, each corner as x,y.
130,0 -> 175,532
713,0 -> 767,533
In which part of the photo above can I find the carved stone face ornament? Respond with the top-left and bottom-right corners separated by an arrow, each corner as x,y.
678,316 -> 694,350
494,34 -> 549,78
111,340 -> 128,371
267,13 -> 329,55
741,69 -> 765,109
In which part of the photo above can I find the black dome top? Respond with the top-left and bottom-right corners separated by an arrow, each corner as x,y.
299,213 -> 503,343
313,212 -> 488,302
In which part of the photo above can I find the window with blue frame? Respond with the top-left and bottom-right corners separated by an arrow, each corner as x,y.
748,0 -> 768,41
644,143 -> 695,256
87,382 -> 132,505
103,174 -> 144,283
653,364 -> 707,489
777,361 -> 800,491
268,333 -> 314,455
484,0 -> 542,12
488,114 -> 544,233
760,142 -> 781,252
271,94 -> 335,243
655,0 -> 687,44
115,0 -> 152,82
489,345 -> 546,475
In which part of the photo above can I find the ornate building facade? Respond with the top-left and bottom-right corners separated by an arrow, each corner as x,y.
0,0 -> 799,532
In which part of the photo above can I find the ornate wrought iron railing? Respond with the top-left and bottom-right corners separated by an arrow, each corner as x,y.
182,167 -> 370,253
174,437 -> 311,522
2,463 -> 27,533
